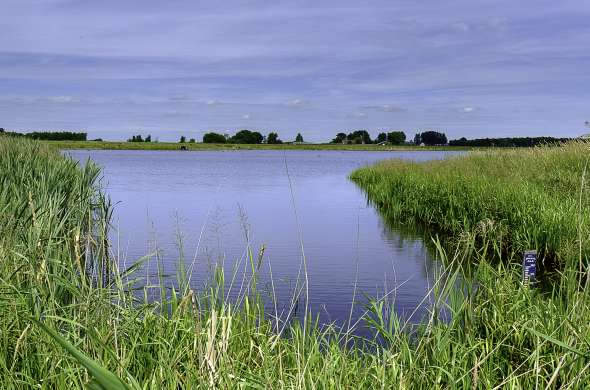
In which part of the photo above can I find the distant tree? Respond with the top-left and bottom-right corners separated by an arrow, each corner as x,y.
295,133 -> 304,143
26,131 -> 87,141
331,132 -> 347,144
267,132 -> 282,144
413,133 -> 421,145
376,132 -> 387,144
230,129 -> 264,144
347,130 -> 371,144
420,131 -> 447,146
145,134 -> 151,142
203,132 -> 227,143
0,128 -> 4,133
189,138 -> 196,143
179,136 -> 186,143
448,136 -> 571,147
387,131 -> 406,145
127,134 -> 144,142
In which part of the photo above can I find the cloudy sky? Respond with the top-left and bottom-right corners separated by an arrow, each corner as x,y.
1,0 -> 589,141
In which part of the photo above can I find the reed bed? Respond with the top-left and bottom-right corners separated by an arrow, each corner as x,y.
1,137 -> 589,388
351,141 -> 590,271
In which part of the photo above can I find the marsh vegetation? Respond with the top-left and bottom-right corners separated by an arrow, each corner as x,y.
2,138 -> 589,387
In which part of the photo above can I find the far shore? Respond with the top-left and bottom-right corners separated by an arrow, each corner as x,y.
47,140 -> 472,152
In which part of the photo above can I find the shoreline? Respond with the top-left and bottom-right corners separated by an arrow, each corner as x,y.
46,140 -> 473,152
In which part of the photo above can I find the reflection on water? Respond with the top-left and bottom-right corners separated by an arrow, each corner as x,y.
67,149 -> 461,331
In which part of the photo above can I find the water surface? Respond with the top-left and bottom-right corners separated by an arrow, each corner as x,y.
69,149 -> 459,332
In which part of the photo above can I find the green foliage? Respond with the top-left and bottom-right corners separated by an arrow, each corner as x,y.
42,140 -> 460,151
450,136 -> 572,147
347,130 -> 371,144
179,135 -> 186,143
419,130 -> 447,145
0,129 -> 87,140
387,131 -> 406,145
295,132 -> 304,143
202,132 -> 227,143
1,137 -> 590,387
229,129 -> 264,144
266,132 -> 282,144
331,132 -> 347,144
376,132 -> 387,143
351,141 -> 590,269
127,134 -> 144,142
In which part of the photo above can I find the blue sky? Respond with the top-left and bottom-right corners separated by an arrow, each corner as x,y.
1,0 -> 589,142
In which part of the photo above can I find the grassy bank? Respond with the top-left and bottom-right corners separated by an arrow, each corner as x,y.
351,141 -> 590,270
2,137 -> 590,388
45,139 -> 468,152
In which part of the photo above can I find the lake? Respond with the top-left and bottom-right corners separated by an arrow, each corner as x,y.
68,149 -> 460,333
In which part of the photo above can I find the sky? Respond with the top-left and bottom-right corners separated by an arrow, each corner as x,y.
1,0 -> 589,142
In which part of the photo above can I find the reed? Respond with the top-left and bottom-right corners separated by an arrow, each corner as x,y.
1,137 -> 589,388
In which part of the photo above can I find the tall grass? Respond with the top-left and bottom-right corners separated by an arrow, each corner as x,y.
351,141 -> 590,273
1,137 -> 589,388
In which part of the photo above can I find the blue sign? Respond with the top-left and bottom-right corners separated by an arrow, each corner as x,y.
522,250 -> 537,285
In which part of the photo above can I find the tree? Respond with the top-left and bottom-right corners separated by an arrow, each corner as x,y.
179,136 -> 186,143
376,132 -> 387,144
331,132 -> 347,144
387,131 -> 406,145
0,128 -> 4,133
189,138 -> 196,143
230,129 -> 264,144
420,131 -> 447,146
347,130 -> 371,144
145,134 -> 151,142
267,132 -> 282,144
203,132 -> 227,143
295,133 -> 304,143
127,134 -> 143,142
413,133 -> 421,145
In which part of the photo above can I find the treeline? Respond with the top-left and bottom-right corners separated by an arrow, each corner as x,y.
0,128 -> 87,141
201,130 -> 304,144
449,137 -> 572,147
331,130 -> 407,145
329,130 -> 450,146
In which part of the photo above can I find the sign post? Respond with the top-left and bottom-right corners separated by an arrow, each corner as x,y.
522,250 -> 537,286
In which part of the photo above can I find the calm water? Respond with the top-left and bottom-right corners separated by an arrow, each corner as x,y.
68,149 -> 459,331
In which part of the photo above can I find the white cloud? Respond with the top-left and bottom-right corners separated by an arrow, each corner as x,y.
286,98 -> 304,107
242,113 -> 251,119
462,106 -> 475,113
46,96 -> 78,103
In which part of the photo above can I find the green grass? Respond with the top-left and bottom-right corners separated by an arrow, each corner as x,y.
2,137 -> 590,388
351,141 -> 590,269
45,139 -> 469,152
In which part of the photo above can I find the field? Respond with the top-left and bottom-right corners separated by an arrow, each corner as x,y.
2,137 -> 589,388
44,139 -> 467,152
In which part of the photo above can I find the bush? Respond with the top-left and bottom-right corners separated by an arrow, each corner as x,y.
229,130 -> 263,144
420,131 -> 447,145
202,132 -> 227,143
266,132 -> 282,144
387,131 -> 406,145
